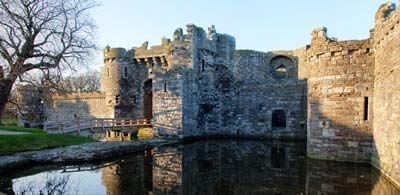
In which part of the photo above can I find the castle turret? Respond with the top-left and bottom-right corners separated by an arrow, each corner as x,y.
100,46 -> 127,94
100,46 -> 135,117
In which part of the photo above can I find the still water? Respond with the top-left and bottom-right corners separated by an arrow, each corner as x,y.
1,140 -> 399,195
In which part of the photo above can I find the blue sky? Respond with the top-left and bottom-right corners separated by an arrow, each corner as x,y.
90,0 -> 391,67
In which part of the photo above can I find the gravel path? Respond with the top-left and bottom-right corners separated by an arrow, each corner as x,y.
0,130 -> 31,135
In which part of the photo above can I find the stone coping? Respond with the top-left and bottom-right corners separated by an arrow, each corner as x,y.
0,138 -> 177,173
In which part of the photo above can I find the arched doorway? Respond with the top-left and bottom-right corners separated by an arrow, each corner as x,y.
143,79 -> 152,119
272,110 -> 286,130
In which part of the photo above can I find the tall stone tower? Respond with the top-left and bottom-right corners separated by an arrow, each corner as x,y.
100,46 -> 135,118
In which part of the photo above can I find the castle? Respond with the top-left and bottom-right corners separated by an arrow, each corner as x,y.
46,3 -> 400,187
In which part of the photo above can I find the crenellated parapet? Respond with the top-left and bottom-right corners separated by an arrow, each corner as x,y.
103,47 -> 130,62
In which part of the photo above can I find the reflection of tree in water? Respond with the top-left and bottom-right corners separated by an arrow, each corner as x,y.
14,172 -> 74,195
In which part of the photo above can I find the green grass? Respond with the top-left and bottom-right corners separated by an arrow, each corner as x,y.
0,125 -> 44,134
0,134 -> 93,155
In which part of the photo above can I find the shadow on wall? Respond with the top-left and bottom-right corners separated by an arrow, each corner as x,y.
196,53 -> 309,140
152,64 -> 188,138
152,53 -> 308,140
306,98 -> 400,193
48,99 -> 97,121
307,99 -> 373,163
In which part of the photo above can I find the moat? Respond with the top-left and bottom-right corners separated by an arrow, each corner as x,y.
1,140 -> 399,195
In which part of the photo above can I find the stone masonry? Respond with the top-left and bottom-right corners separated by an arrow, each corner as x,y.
43,3 -> 400,187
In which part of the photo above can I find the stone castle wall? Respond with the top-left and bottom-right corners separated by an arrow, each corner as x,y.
48,92 -> 113,121
372,3 -> 400,187
43,3 -> 400,187
229,50 -> 307,139
295,27 -> 374,162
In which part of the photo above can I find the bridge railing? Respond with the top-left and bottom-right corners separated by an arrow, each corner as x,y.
44,118 -> 152,134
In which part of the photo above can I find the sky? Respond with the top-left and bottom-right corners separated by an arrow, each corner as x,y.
89,0 -> 392,68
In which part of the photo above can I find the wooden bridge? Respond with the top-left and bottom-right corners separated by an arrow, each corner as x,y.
44,118 -> 152,134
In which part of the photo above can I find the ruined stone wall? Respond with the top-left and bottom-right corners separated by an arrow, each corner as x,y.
151,26 -> 193,138
372,2 -> 400,187
182,25 -> 239,137
227,50 -> 307,139
298,27 -> 374,162
151,24 -> 237,138
48,92 -> 112,121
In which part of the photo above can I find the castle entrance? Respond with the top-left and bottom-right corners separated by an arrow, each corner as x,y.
143,79 -> 152,119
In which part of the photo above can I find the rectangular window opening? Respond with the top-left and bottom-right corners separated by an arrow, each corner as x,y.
364,97 -> 369,121
201,59 -> 205,72
164,82 -> 167,92
124,67 -> 128,78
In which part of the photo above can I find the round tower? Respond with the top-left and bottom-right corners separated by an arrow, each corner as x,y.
100,46 -> 127,95
100,46 -> 135,118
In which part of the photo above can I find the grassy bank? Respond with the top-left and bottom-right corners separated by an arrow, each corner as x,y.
0,126 -> 93,155
0,125 -> 44,133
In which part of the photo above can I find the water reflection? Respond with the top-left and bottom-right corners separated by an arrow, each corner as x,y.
1,140 -> 399,195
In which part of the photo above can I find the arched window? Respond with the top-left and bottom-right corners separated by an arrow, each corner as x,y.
270,55 -> 292,80
275,64 -> 287,79
272,110 -> 286,130
276,65 -> 287,73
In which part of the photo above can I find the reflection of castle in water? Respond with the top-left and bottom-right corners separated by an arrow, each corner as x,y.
99,140 -> 399,195
101,149 -> 153,195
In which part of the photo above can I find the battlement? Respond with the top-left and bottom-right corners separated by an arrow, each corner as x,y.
307,27 -> 371,60
103,47 -> 128,60
133,38 -> 172,59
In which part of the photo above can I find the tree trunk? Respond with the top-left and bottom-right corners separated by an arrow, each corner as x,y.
0,78 -> 15,124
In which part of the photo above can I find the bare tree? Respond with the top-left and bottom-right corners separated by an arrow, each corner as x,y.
0,0 -> 98,121
61,69 -> 100,92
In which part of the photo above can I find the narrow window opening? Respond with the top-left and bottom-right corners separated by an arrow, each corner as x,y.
201,60 -> 205,72
364,97 -> 369,121
107,68 -> 110,77
116,95 -> 120,104
164,82 -> 167,92
124,67 -> 128,78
